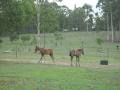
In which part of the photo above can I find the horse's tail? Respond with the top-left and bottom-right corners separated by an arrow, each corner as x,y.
69,51 -> 72,56
50,49 -> 54,60
50,53 -> 55,63
50,49 -> 53,56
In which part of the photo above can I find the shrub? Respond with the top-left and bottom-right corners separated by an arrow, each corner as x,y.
0,39 -> 3,43
21,35 -> 31,42
9,33 -> 19,42
31,36 -> 37,45
96,38 -> 104,46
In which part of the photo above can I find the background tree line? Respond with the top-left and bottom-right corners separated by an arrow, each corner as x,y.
96,0 -> 120,42
0,0 -> 120,42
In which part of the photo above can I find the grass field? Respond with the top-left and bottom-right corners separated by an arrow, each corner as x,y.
0,31 -> 120,90
0,62 -> 120,90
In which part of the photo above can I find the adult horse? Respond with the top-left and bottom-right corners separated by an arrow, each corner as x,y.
69,48 -> 84,67
35,46 -> 54,63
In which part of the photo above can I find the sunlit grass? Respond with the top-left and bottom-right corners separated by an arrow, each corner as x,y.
0,62 -> 120,90
0,31 -> 120,90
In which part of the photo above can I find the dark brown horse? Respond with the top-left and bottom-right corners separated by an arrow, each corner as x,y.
69,48 -> 84,67
35,46 -> 54,63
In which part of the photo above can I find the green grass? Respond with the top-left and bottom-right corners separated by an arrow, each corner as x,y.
0,31 -> 120,63
0,31 -> 120,90
0,62 -> 120,90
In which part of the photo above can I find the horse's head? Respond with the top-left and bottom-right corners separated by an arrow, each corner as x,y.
35,46 -> 39,53
81,49 -> 84,55
78,48 -> 84,55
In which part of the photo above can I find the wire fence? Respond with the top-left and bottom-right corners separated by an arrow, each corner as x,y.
0,45 -> 120,61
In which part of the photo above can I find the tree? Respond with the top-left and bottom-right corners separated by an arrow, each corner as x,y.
94,13 -> 106,32
0,0 -> 36,36
97,0 -> 120,42
21,35 -> 31,45
56,5 -> 71,31
36,0 -> 60,33
83,4 -> 93,32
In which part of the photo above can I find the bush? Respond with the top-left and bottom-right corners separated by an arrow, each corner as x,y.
96,38 -> 104,46
9,33 -> 19,42
0,39 -> 3,43
31,36 -> 37,45
21,35 -> 31,42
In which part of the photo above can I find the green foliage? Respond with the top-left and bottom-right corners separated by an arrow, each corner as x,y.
56,5 -> 71,31
96,38 -> 104,45
21,35 -> 31,43
0,0 -> 36,35
40,3 -> 59,32
97,0 -> 120,32
0,0 -> 96,35
31,36 -> 37,45
68,7 -> 86,31
9,33 -> 19,42
95,15 -> 106,31
0,39 -> 3,43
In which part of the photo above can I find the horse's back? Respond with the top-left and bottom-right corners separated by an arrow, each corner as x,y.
69,50 -> 75,56
75,50 -> 81,56
44,48 -> 53,55
69,49 -> 83,56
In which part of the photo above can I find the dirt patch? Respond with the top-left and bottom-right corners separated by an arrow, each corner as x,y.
0,59 -> 120,69
0,79 -> 16,85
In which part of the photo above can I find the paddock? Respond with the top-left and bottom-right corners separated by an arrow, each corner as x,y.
0,60 -> 120,90
0,32 -> 120,90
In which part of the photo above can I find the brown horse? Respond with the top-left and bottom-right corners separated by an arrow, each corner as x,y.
35,46 -> 54,63
69,48 -> 84,67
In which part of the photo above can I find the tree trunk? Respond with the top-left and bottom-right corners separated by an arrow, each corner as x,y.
118,21 -> 120,42
107,13 -> 110,41
87,21 -> 89,32
37,0 -> 41,46
111,12 -> 114,42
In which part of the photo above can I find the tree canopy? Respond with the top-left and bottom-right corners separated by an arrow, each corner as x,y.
0,0 -> 36,36
0,0 -> 120,42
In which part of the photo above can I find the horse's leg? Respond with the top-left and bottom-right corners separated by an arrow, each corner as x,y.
43,56 -> 45,63
38,55 -> 43,63
50,54 -> 55,64
71,56 -> 73,66
78,56 -> 80,67
76,56 -> 78,67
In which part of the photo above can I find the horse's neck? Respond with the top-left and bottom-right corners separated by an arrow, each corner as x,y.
78,49 -> 83,52
39,48 -> 45,52
39,48 -> 44,50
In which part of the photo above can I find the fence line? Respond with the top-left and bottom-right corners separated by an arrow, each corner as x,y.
0,46 -> 120,60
